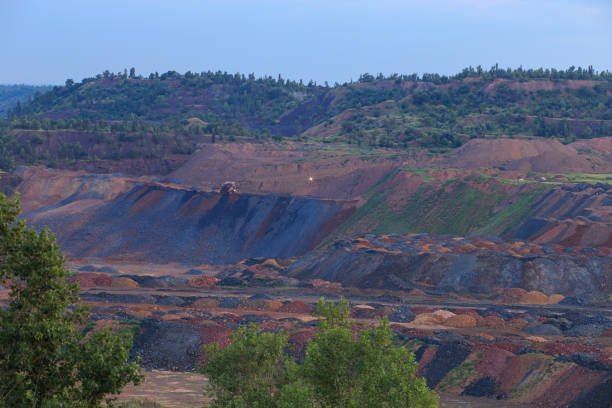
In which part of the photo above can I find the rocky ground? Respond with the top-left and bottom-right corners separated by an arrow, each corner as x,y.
5,253 -> 607,407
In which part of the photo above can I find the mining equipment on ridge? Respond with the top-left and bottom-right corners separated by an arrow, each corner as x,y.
220,181 -> 238,194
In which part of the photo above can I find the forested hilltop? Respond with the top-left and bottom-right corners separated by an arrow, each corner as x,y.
1,65 -> 611,171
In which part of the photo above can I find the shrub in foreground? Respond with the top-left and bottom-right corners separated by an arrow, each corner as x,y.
203,297 -> 438,408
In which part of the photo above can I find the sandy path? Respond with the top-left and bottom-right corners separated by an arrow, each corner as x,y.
116,370 -> 529,408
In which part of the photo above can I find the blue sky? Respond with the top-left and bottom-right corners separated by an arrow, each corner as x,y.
1,0 -> 611,85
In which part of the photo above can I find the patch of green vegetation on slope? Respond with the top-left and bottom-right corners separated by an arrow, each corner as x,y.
437,352 -> 482,392
548,173 -> 612,185
320,169 -> 400,246
476,186 -> 549,235
399,167 -> 445,182
328,175 -> 554,240
330,174 -> 522,239
373,180 -> 510,235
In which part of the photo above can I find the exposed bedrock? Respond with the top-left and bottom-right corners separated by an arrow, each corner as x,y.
287,239 -> 611,298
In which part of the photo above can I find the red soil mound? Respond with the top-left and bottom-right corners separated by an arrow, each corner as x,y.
530,366 -> 607,408
289,329 -> 316,356
189,276 -> 218,287
111,277 -> 139,288
519,291 -> 549,305
416,346 -> 438,378
570,136 -> 612,156
412,313 -> 445,325
480,316 -> 505,328
258,320 -> 292,332
547,294 -> 565,304
444,314 -> 477,328
492,342 -> 522,354
199,325 -> 233,349
67,273 -> 112,288
507,318 -> 529,331
536,341 -> 600,356
278,301 -> 314,314
190,298 -> 220,309
475,345 -> 515,379
503,287 -> 527,303
265,300 -> 283,311
445,138 -> 611,172
451,308 -> 481,321
496,354 -> 547,395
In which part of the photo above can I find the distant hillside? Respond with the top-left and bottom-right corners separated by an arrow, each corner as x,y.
1,66 -> 611,171
0,84 -> 53,117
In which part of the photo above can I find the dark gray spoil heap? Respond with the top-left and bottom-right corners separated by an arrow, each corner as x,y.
287,235 -> 612,299
26,185 -> 350,265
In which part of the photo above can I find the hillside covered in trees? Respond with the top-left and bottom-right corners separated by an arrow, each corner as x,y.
0,84 -> 53,118
1,65 -> 611,171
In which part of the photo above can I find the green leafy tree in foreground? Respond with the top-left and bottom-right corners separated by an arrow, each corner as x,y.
203,325 -> 290,408
203,297 -> 438,408
0,193 -> 143,407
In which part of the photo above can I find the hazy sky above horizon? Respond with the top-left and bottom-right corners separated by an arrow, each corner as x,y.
1,0 -> 611,85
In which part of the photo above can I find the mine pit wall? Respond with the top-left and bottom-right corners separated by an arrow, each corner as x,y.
24,183 -> 355,265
